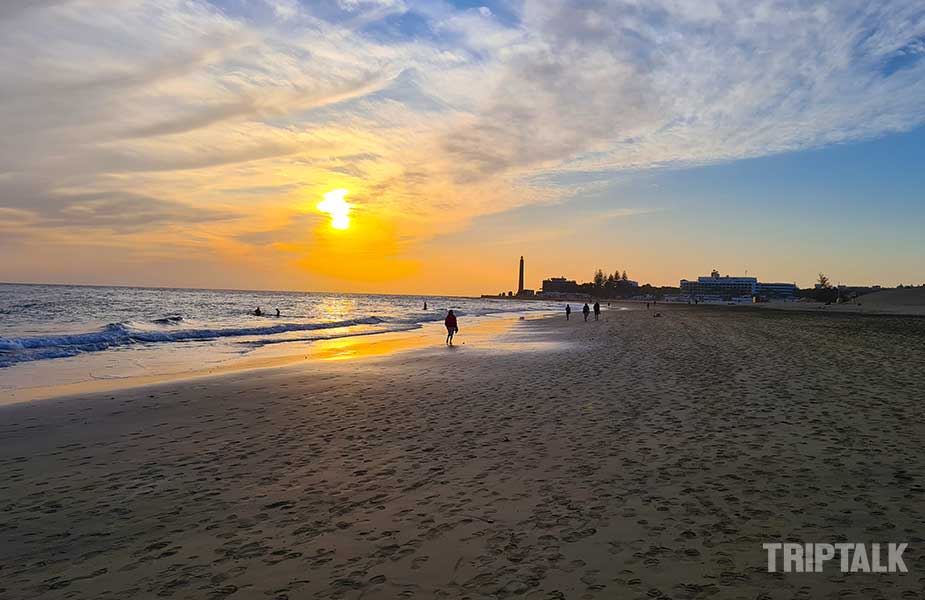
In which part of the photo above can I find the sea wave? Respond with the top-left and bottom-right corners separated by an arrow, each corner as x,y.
0,316 -> 386,367
0,303 -> 555,368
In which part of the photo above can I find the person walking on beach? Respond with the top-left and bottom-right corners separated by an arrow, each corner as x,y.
565,304 -> 571,320
445,309 -> 458,345
424,301 -> 428,310
582,303 -> 590,322
593,301 -> 600,321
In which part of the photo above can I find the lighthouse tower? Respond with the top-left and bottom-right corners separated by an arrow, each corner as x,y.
518,256 -> 524,295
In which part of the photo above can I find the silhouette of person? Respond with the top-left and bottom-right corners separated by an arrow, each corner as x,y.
565,304 -> 571,320
275,308 -> 280,317
593,301 -> 600,320
445,310 -> 458,345
582,303 -> 590,322
254,307 -> 262,316
424,301 -> 428,310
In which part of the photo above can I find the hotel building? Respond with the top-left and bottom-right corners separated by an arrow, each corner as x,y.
680,271 -> 797,301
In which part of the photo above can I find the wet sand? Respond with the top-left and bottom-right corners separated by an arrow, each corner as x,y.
1,306 -> 924,599
0,313 -> 529,405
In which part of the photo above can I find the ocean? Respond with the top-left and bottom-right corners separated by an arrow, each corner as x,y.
0,283 -> 559,395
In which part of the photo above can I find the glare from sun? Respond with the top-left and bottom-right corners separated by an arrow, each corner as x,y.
317,189 -> 351,230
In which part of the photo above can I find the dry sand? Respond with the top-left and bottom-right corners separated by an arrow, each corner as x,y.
846,287 -> 925,314
2,306 -> 924,599
755,286 -> 925,316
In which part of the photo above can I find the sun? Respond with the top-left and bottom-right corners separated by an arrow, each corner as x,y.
317,189 -> 351,230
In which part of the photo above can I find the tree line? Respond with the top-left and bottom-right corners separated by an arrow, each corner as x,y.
591,268 -> 632,289
570,268 -> 675,299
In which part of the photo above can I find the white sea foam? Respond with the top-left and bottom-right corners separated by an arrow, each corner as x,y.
0,284 -> 559,368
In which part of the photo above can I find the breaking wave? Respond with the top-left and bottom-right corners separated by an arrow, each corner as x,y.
0,317 -> 387,367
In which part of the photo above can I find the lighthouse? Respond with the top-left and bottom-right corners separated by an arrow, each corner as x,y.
518,256 -> 524,295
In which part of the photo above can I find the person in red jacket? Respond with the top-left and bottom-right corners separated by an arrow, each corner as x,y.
444,309 -> 458,345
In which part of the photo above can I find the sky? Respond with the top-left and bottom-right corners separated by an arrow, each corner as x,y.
1,0 -> 924,295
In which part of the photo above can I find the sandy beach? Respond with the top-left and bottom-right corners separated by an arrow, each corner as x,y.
753,287 -> 925,317
2,306 -> 924,599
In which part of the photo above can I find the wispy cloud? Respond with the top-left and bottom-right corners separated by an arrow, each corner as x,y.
1,0 -> 924,288
440,1 -> 925,176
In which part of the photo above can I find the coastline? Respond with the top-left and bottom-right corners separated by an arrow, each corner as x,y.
0,311 -> 554,406
2,306 -> 923,599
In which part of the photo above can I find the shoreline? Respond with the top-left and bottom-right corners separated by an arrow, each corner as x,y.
5,300 -> 921,408
6,300 -> 922,407
0,311 -> 555,406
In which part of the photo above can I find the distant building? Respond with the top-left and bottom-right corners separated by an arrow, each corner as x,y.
680,270 -> 796,301
518,256 -> 524,295
542,277 -> 580,294
756,282 -> 799,299
681,272 -> 757,299
514,256 -> 535,298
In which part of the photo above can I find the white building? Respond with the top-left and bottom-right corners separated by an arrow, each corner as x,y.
680,270 -> 797,301
680,271 -> 757,299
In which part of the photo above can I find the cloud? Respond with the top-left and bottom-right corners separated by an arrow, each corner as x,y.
439,0 -> 925,177
0,176 -> 234,234
0,0 -> 68,21
338,0 -> 406,11
262,0 -> 300,20
4,1 -> 924,186
2,0 -> 924,288
124,100 -> 259,139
